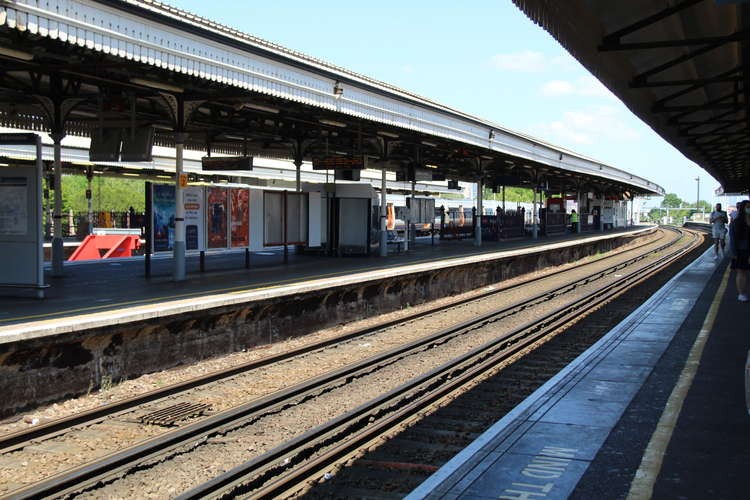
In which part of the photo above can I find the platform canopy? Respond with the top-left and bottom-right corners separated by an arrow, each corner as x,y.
513,0 -> 750,194
0,0 -> 662,197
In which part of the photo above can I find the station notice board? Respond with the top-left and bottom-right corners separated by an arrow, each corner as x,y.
0,133 -> 44,297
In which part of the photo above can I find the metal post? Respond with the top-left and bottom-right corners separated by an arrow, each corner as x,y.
502,185 -> 506,212
410,179 -> 416,246
379,168 -> 388,257
695,177 -> 700,220
173,134 -> 187,281
577,191 -> 582,234
474,178 -> 482,246
532,188 -> 538,239
200,251 -> 205,272
86,170 -> 93,235
51,132 -> 65,277
283,190 -> 289,263
295,159 -> 302,193
245,247 -> 250,268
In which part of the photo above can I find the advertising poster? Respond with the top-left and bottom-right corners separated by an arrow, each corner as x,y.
206,187 -> 228,248
184,186 -> 205,251
0,179 -> 28,235
230,188 -> 250,247
153,183 -> 175,252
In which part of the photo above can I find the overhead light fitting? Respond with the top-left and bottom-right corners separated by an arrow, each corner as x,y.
122,172 -> 140,177
421,141 -> 437,147
319,119 -> 347,128
377,131 -> 399,139
69,110 -> 98,118
130,78 -> 184,93
0,47 -> 33,61
243,103 -> 280,114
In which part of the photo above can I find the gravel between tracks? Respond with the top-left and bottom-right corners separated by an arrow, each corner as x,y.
67,231 -> 686,499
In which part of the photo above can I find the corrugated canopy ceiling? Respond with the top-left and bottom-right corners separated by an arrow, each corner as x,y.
514,0 -> 750,193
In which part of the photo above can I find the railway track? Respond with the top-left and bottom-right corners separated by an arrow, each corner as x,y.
0,226 -> 699,499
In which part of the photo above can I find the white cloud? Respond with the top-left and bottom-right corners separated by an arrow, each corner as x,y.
541,75 -> 615,99
532,106 -> 639,146
489,50 -> 548,72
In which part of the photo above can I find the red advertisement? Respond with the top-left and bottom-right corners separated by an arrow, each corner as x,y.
206,187 -> 228,248
230,188 -> 250,247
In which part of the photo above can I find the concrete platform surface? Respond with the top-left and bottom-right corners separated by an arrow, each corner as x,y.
408,243 -> 746,499
0,227 -> 651,343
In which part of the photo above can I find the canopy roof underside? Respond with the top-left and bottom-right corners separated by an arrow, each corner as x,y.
0,0 -> 663,196
514,0 -> 750,194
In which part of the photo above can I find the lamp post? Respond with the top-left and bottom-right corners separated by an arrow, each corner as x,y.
695,177 -> 700,222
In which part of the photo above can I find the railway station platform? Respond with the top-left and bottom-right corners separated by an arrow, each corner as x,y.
407,244 -> 748,499
0,226 -> 657,417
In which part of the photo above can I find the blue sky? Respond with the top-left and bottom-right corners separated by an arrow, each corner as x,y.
171,0 -> 720,207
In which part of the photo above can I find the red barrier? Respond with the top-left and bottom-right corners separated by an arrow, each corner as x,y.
68,234 -> 141,261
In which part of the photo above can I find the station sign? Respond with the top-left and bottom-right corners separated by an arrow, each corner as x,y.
396,166 -> 443,182
201,156 -> 253,171
0,133 -> 39,145
312,155 -> 368,170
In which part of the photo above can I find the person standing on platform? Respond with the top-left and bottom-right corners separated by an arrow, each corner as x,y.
729,200 -> 750,302
710,203 -> 728,259
570,209 -> 579,233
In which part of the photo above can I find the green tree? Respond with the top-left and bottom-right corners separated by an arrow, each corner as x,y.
482,186 -> 535,203
661,193 -> 683,208
49,175 -> 146,213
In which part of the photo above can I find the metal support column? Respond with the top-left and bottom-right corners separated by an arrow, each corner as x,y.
532,188 -> 538,239
576,191 -> 582,233
51,131 -> 65,277
474,178 -> 483,246
410,179 -> 416,247
379,168 -> 387,257
295,159 -> 302,193
86,167 -> 93,235
173,133 -> 187,281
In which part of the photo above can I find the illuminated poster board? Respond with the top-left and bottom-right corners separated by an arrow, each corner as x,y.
184,186 -> 205,251
206,187 -> 228,248
152,184 -> 176,252
230,188 -> 249,248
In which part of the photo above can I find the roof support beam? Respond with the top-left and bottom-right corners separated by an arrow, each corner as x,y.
601,31 -> 746,52
601,0 -> 706,46
663,90 -> 743,122
631,40 -> 731,86
652,66 -> 746,108
676,110 -> 743,133
630,75 -> 743,89
680,121 -> 746,138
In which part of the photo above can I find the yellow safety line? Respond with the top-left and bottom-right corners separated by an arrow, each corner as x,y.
626,264 -> 731,500
0,228 -> 644,325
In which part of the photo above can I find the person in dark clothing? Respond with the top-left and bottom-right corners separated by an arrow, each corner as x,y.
729,199 -> 750,302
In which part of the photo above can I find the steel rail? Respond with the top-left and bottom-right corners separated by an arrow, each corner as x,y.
2,228 -> 688,500
179,228 -> 701,499
0,228 -> 662,452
